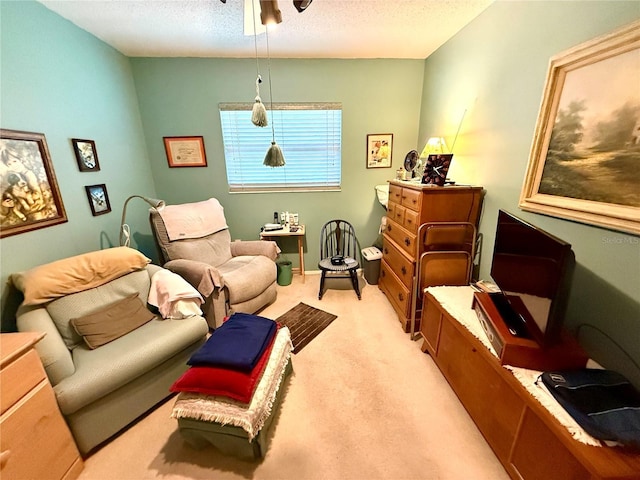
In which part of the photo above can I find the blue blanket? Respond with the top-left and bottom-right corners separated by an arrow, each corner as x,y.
188,313 -> 277,372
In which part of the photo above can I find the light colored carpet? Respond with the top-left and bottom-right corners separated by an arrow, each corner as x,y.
78,274 -> 509,480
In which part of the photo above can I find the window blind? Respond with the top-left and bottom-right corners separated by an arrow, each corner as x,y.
219,102 -> 342,192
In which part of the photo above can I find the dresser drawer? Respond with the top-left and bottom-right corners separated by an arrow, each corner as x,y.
388,183 -> 402,205
382,235 -> 414,288
404,208 -> 419,233
1,349 -> 45,415
390,204 -> 405,225
1,383 -> 80,480
401,187 -> 422,211
384,219 -> 417,258
380,261 -> 410,317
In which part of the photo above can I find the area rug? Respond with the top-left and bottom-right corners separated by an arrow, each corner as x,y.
275,302 -> 337,354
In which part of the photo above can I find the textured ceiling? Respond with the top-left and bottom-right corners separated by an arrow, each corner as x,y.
38,0 -> 494,59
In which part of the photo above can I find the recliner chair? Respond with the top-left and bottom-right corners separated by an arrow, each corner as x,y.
150,198 -> 279,329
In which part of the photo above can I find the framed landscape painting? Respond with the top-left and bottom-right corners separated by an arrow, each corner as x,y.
519,20 -> 640,235
0,129 -> 67,238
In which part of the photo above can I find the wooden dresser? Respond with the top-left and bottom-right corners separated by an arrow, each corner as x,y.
379,180 -> 484,332
1,332 -> 83,480
421,288 -> 640,480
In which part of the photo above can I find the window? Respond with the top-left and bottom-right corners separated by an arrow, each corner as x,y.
219,102 -> 342,192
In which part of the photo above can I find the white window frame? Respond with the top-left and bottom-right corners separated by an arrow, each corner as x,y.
219,102 -> 342,193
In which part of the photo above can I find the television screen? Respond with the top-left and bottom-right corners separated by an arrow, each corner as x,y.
490,210 -> 575,347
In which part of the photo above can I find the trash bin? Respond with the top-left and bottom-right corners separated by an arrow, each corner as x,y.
361,247 -> 382,285
276,260 -> 293,286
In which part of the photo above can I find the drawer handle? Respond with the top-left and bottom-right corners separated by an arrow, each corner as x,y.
404,237 -> 411,246
412,199 -> 417,204
381,270 -> 386,277
0,450 -> 11,469
387,224 -> 392,232
398,293 -> 404,302
384,248 -> 389,254
401,266 -> 407,275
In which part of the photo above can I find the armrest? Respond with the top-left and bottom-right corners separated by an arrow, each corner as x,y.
16,305 -> 75,386
163,259 -> 224,297
231,240 -> 280,261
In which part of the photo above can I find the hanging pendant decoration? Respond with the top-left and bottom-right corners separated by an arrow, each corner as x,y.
252,75 -> 268,127
262,25 -> 285,167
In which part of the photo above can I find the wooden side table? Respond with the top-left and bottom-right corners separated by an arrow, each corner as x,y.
1,332 -> 83,480
260,225 -> 306,282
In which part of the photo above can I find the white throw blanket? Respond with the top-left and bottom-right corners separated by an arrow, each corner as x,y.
158,198 -> 228,241
148,269 -> 204,319
171,327 -> 293,441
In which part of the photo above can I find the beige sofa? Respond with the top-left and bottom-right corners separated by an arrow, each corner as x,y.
12,247 -> 209,455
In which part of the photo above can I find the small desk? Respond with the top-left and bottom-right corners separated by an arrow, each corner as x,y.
260,225 -> 305,282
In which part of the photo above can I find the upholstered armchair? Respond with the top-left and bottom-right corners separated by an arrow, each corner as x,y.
150,198 -> 279,329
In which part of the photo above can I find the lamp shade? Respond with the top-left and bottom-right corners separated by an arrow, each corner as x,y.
420,137 -> 449,158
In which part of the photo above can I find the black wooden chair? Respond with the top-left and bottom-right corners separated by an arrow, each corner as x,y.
318,219 -> 361,300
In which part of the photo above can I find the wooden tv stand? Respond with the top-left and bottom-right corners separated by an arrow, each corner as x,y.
420,287 -> 640,480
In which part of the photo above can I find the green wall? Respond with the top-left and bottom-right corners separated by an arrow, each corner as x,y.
0,1 -> 157,328
418,1 -> 640,383
131,57 -> 424,267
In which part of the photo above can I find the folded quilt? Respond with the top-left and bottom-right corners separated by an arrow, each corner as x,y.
172,326 -> 293,440
170,328 -> 277,403
187,312 -> 277,372
158,198 -> 228,241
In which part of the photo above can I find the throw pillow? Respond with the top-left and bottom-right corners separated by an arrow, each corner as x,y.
70,293 -> 156,349
170,332 -> 276,403
11,247 -> 150,306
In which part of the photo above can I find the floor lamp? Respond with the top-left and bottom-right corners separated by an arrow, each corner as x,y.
119,195 -> 165,247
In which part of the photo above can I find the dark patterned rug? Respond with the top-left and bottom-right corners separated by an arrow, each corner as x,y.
276,302 -> 337,354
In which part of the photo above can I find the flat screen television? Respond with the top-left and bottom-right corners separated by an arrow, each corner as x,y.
489,210 -> 575,347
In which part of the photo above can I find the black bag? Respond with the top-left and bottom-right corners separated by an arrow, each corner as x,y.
540,369 -> 640,448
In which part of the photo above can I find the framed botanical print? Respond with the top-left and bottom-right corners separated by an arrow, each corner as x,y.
72,138 -> 100,172
0,129 -> 67,238
520,20 -> 640,235
366,133 -> 393,168
85,184 -> 111,216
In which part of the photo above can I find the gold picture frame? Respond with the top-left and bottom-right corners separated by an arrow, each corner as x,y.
163,136 -> 208,168
519,20 -> 640,235
366,133 -> 393,168
0,129 -> 68,238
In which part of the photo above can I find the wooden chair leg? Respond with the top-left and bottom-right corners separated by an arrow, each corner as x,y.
349,268 -> 361,300
319,271 -> 326,299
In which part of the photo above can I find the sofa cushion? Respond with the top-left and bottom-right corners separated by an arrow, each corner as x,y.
70,293 -> 156,349
53,315 -> 209,415
12,247 -> 150,306
47,269 -> 152,349
164,229 -> 233,267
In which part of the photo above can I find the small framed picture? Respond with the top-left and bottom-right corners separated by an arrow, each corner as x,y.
163,136 -> 208,168
366,133 -> 393,168
72,139 -> 100,172
85,184 -> 111,216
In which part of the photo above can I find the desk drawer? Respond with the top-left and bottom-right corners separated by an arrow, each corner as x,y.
384,220 -> 416,258
380,260 -> 410,317
390,204 -> 405,225
1,349 -> 45,415
382,235 -> 414,288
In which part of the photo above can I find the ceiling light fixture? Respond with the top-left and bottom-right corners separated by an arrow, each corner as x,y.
251,0 -> 268,127
293,0 -> 313,12
259,0 -> 282,26
262,26 -> 285,167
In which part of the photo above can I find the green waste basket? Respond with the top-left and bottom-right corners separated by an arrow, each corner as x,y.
276,260 -> 293,286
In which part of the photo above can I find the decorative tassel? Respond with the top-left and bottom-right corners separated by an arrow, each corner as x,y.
251,75 -> 268,127
263,141 -> 286,167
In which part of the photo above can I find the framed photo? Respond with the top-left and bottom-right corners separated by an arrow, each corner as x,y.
163,136 -> 207,168
85,184 -> 111,216
0,129 -> 68,238
366,133 -> 393,168
520,20 -> 640,235
72,138 -> 100,172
